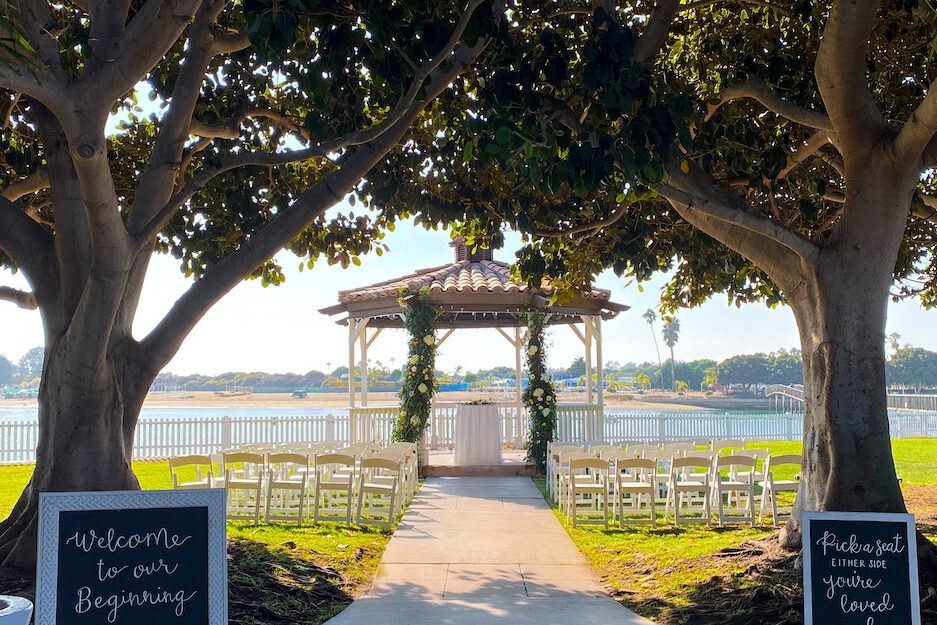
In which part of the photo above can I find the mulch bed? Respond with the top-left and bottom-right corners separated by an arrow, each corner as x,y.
611,533 -> 937,625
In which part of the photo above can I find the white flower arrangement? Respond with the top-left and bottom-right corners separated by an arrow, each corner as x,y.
409,355 -> 419,365
410,415 -> 421,426
533,387 -> 544,398
418,383 -> 428,393
526,346 -> 538,356
423,335 -> 435,346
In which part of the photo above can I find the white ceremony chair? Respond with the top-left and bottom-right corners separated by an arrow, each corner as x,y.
169,455 -> 215,489
223,451 -> 267,523
629,443 -> 661,458
711,455 -> 757,526
356,457 -> 402,528
549,446 -> 585,499
760,454 -> 802,526
590,444 -> 621,457
265,452 -> 310,525
711,439 -> 746,455
668,456 -> 713,526
660,442 -> 695,459
555,450 -> 593,509
313,453 -> 356,524
615,458 -> 657,527
567,457 -> 611,529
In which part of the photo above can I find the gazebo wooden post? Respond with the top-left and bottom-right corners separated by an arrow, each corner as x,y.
594,317 -> 604,406
359,325 -> 369,407
583,315 -> 594,405
514,325 -> 523,429
348,318 -> 358,409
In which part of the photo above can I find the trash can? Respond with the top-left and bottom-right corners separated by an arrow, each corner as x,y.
0,596 -> 33,625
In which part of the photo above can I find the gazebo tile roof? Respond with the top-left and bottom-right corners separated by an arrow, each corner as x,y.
336,259 -> 610,303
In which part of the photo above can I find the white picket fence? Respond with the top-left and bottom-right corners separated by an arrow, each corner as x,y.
2,407 -> 936,464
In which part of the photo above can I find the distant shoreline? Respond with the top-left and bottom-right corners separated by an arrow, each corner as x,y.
1,390 -> 771,412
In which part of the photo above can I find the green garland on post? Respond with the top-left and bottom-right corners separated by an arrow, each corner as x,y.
523,310 -> 557,473
394,287 -> 438,443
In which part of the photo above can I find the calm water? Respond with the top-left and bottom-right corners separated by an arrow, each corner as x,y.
0,405 -> 691,422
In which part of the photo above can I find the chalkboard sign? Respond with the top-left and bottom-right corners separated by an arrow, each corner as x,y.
803,511 -> 921,625
36,489 -> 227,625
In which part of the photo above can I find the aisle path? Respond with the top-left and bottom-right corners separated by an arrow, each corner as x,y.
324,476 -> 651,625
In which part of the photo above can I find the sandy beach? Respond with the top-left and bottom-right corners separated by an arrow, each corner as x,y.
135,389 -> 711,411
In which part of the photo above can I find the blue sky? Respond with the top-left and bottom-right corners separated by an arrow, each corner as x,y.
2,214 -> 935,375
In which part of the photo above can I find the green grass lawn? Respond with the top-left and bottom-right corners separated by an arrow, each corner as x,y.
537,438 -> 937,624
0,460 -> 394,625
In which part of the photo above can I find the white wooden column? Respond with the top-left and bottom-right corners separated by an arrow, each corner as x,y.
347,318 -> 357,407
359,327 -> 369,407
594,317 -> 604,406
582,315 -> 594,405
514,326 -> 523,410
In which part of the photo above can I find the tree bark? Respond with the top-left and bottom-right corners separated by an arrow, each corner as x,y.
779,169 -> 913,549
0,334 -> 148,573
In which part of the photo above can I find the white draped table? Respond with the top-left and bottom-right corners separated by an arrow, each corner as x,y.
453,404 -> 502,465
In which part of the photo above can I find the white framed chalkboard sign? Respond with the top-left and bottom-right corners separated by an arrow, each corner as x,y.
36,489 -> 227,625
803,511 -> 921,625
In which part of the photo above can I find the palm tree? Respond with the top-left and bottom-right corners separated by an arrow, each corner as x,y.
661,317 -> 681,393
887,332 -> 902,357
642,308 -> 664,390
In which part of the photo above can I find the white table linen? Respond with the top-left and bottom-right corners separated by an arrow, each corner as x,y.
454,404 -> 502,465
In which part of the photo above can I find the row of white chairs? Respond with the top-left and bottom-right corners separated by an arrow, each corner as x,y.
548,441 -> 801,529
169,441 -> 418,528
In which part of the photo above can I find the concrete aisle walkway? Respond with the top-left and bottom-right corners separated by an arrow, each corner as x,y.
324,476 -> 651,625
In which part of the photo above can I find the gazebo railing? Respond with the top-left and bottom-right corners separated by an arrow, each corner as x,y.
555,404 -> 604,443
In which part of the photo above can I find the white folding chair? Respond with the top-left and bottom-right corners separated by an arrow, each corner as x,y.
223,452 -> 266,523
313,453 -> 356,524
615,458 -> 657,527
265,452 -> 310,525
169,455 -> 215,489
668,456 -> 713,526
660,442 -> 695,458
711,439 -> 746,455
567,457 -> 611,529
759,454 -> 802,526
356,457 -> 402,528
549,446 -> 585,499
556,450 -> 593,511
711,455 -> 756,526
628,443 -> 661,458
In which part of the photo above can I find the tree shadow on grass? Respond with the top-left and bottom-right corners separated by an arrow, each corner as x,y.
609,544 -> 804,625
0,536 -> 363,625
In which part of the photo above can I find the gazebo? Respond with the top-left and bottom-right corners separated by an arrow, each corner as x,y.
319,238 -> 629,446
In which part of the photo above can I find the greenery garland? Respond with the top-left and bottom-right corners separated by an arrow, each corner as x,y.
394,287 -> 438,443
523,310 -> 557,473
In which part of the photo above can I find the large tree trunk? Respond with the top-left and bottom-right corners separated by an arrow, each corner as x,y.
0,335 -> 150,573
780,173 -> 912,549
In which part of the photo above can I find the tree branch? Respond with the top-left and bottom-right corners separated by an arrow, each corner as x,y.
706,78 -> 833,131
777,131 -> 831,179
681,0 -> 792,16
814,0 -> 888,149
127,1 -> 229,234
633,0 -> 681,63
895,76 -> 937,166
211,31 -> 250,54
190,108 -> 311,141
661,159 -> 820,263
0,194 -> 53,276
79,0 -> 204,104
0,286 -> 37,309
139,33 -> 491,372
1,169 -> 49,202
535,201 -> 630,237
134,0 -> 487,244
913,194 -> 937,224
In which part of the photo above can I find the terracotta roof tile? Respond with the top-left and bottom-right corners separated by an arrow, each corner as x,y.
337,259 -> 611,303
